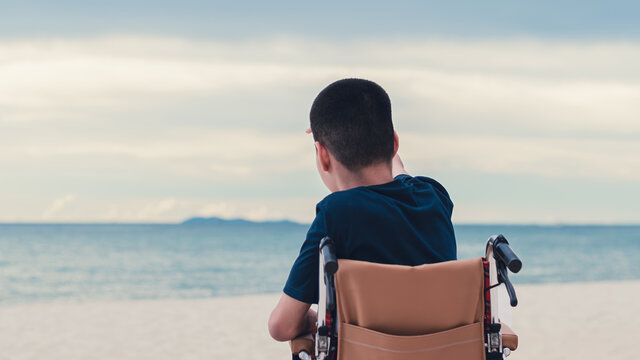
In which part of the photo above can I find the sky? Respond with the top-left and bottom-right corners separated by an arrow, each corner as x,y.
1,1 -> 639,224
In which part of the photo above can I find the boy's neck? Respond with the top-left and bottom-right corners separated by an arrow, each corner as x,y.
334,161 -> 394,191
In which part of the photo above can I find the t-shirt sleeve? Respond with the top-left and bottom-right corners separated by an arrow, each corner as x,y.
282,207 -> 328,304
394,174 -> 453,212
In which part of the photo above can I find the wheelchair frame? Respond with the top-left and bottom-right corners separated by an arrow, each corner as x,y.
299,235 -> 522,360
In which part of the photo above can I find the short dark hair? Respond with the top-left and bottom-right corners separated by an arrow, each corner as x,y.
310,78 -> 394,171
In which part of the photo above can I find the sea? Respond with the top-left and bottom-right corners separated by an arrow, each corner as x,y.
0,223 -> 639,305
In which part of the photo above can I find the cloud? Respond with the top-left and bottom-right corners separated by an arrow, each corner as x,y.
401,133 -> 640,181
1,129 -> 314,182
88,197 -> 318,223
135,198 -> 178,220
10,130 -> 309,161
196,201 -> 283,222
1,36 -> 639,135
1,36 -> 639,223
42,194 -> 76,219
2,127 -> 638,182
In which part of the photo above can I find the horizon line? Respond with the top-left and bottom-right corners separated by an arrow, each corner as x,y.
1,220 -> 639,227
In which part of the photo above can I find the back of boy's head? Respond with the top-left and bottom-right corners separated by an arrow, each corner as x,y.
310,78 -> 394,171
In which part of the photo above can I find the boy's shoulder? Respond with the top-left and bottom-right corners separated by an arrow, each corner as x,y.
394,174 -> 453,203
316,174 -> 453,215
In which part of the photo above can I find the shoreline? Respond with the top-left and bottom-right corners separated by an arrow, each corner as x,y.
1,280 -> 638,359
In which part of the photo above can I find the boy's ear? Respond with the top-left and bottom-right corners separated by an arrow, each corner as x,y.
393,131 -> 400,156
315,141 -> 331,171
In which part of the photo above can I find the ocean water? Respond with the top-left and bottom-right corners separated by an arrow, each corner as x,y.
0,223 -> 638,305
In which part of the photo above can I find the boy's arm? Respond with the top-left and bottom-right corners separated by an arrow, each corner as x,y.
268,293 -> 317,341
392,153 -> 409,178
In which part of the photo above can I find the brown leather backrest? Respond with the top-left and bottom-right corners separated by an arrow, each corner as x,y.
335,257 -> 484,336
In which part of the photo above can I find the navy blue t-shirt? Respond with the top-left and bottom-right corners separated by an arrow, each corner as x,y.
283,174 -> 457,304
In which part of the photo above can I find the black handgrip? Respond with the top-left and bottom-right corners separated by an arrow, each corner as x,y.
320,237 -> 338,275
492,235 -> 522,273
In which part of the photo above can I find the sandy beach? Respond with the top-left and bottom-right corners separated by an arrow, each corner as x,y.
1,280 -> 638,360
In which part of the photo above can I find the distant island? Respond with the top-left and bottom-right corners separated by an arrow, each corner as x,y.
182,216 -> 303,226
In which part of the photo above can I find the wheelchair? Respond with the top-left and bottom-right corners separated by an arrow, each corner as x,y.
291,235 -> 522,360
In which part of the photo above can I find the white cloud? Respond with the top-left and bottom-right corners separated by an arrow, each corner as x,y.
1,36 -> 639,134
11,131 -> 307,160
198,201 -> 233,218
1,129 -> 314,181
1,36 -> 639,223
401,133 -> 640,181
3,127 -> 637,182
42,194 -> 77,219
193,198 -> 315,223
135,198 -> 178,220
195,201 -> 285,222
61,197 -> 318,223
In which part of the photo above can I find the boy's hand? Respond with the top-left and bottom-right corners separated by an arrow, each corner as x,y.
305,127 -> 312,134
303,308 -> 318,334
392,153 -> 409,178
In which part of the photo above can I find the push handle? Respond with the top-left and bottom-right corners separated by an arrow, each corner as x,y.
320,237 -> 338,275
492,235 -> 522,273
487,234 -> 522,307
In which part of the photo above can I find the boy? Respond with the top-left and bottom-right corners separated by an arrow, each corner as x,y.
268,78 -> 456,341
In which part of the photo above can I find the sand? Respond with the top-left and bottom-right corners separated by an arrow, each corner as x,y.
0,280 -> 638,360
